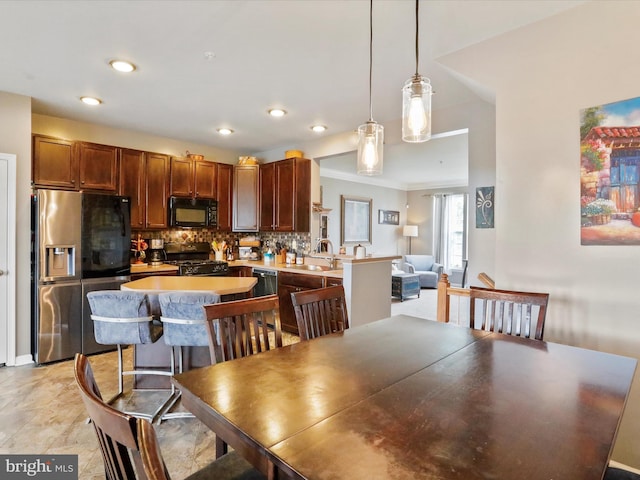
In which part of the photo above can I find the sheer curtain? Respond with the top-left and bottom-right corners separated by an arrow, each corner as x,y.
432,194 -> 445,265
432,193 -> 468,273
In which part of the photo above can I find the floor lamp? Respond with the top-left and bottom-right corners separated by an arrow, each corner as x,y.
403,225 -> 418,254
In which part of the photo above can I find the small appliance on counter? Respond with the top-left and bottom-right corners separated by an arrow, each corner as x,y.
238,237 -> 262,261
147,238 -> 167,266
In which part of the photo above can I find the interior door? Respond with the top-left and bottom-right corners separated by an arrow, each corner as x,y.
0,153 -> 16,366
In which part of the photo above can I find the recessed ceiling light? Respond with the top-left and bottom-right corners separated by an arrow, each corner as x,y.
310,125 -> 327,133
217,128 -> 234,135
80,96 -> 102,106
268,108 -> 287,117
109,60 -> 136,73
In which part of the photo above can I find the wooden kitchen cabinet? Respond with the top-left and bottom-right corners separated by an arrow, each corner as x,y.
277,271 -> 324,334
119,148 -> 146,228
216,162 -> 233,231
145,152 -> 170,229
32,135 -> 78,189
120,149 -> 169,230
78,142 -> 118,192
170,156 -> 216,199
260,157 -> 311,232
233,165 -> 259,232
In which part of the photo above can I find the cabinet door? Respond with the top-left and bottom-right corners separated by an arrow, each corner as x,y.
292,158 -> 311,232
119,149 -> 146,229
216,163 -> 233,230
277,283 -> 300,334
275,159 -> 295,231
259,162 -> 276,231
170,156 -> 193,197
145,152 -> 169,229
194,160 -> 216,198
78,142 -> 118,192
233,165 -> 259,232
32,135 -> 78,190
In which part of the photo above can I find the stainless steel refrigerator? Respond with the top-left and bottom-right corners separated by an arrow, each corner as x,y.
32,189 -> 131,364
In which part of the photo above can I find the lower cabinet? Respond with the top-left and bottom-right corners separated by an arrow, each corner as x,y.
277,272 -> 324,335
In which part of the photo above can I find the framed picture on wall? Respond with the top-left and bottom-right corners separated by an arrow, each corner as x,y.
378,209 -> 400,225
341,195 -> 372,244
476,186 -> 494,228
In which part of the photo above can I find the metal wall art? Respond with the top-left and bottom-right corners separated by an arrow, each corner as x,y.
476,187 -> 494,228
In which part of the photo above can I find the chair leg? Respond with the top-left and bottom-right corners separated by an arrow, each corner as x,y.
154,346 -> 195,424
104,344 -> 126,406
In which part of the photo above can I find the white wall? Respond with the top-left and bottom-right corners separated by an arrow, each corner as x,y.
440,0 -> 640,467
0,92 -> 31,363
320,177 -> 407,256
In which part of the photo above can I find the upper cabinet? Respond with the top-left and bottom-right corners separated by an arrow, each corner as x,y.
33,136 -> 118,192
260,158 -> 311,232
119,149 -> 145,229
145,152 -> 170,229
216,163 -> 233,231
170,156 -> 216,199
32,135 -> 78,190
78,142 -> 118,192
119,150 -> 169,230
233,165 -> 259,232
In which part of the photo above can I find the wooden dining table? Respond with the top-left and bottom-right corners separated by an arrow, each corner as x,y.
172,315 -> 637,480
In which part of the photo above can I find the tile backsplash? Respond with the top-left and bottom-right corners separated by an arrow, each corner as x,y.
133,229 -> 312,253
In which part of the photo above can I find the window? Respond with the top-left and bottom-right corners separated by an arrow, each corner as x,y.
433,193 -> 468,272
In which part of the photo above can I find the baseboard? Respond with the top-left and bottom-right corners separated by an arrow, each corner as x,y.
609,460 -> 640,474
13,354 -> 34,366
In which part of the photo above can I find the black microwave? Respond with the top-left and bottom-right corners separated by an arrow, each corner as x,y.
168,196 -> 217,228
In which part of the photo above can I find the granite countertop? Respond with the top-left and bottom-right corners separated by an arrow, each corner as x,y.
226,255 -> 399,278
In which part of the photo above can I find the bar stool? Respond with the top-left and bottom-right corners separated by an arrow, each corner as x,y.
157,291 -> 221,422
86,290 -> 167,420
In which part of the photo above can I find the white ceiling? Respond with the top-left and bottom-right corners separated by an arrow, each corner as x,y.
0,0 -> 585,187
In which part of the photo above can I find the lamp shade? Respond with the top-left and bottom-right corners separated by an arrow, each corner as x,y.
403,225 -> 418,237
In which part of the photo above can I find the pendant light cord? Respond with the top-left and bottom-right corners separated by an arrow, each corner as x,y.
415,0 -> 419,75
368,0 -> 373,122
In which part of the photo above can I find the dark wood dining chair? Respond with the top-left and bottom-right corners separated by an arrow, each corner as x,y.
74,353 -> 265,480
290,285 -> 349,341
203,295 -> 282,459
203,294 -> 282,364
469,286 -> 550,340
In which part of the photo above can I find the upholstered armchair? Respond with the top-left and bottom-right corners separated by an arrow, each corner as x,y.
403,255 -> 443,289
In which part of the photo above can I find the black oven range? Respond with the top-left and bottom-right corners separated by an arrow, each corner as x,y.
164,242 -> 229,276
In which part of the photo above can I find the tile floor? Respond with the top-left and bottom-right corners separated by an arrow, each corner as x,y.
0,292 -> 438,479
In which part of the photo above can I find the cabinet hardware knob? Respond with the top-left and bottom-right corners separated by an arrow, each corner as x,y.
0,270 -> 5,276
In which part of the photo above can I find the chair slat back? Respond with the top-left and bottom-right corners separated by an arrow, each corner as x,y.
290,285 -> 349,341
203,295 -> 282,363
469,286 -> 549,340
74,353 -> 152,480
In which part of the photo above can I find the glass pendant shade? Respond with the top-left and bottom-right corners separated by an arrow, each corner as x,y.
357,121 -> 384,176
402,74 -> 432,142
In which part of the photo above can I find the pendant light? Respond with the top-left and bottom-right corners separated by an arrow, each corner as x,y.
357,0 -> 384,176
402,0 -> 432,143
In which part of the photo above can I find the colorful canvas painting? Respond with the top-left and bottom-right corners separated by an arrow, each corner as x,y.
580,96 -> 640,245
476,187 -> 494,228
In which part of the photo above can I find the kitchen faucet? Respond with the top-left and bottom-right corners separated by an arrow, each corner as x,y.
313,239 -> 337,269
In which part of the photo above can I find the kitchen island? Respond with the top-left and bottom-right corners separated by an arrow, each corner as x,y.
121,275 -> 257,388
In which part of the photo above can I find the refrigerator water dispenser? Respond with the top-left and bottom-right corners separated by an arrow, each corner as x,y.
46,245 -> 75,278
